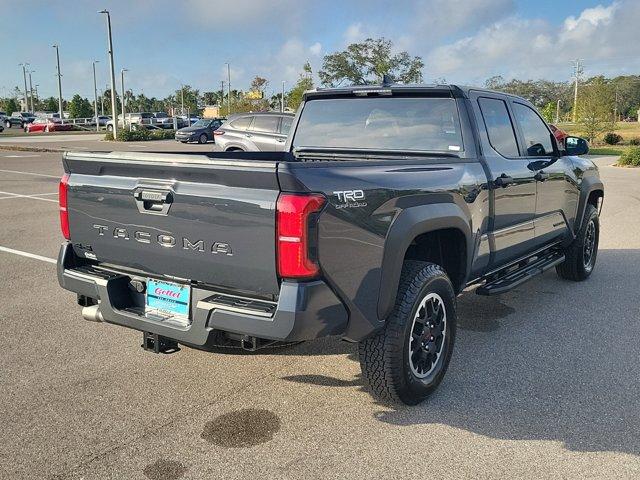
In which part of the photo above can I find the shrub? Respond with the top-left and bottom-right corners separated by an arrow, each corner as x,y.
104,128 -> 175,142
628,137 -> 640,146
603,132 -> 623,145
618,147 -> 640,166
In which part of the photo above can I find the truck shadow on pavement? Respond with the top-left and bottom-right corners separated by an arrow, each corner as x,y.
286,249 -> 640,457
375,249 -> 640,456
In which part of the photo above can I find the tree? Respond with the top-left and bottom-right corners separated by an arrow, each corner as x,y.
577,77 -> 615,142
318,38 -> 423,87
250,76 -> 269,94
171,85 -> 200,114
1,97 -> 19,115
540,102 -> 556,123
68,94 -> 93,118
287,62 -> 314,111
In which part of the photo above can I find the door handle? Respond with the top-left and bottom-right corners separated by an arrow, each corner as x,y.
244,133 -> 253,138
494,174 -> 514,188
534,171 -> 550,182
276,138 -> 286,143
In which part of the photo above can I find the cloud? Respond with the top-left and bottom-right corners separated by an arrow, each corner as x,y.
309,42 -> 323,56
425,0 -> 639,83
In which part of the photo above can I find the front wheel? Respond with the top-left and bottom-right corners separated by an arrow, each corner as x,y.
359,261 -> 456,405
556,203 -> 599,281
4,120 -> 10,129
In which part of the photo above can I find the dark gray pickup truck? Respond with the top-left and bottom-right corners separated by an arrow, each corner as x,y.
58,84 -> 603,405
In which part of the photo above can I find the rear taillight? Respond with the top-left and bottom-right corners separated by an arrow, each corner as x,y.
59,173 -> 70,240
213,130 -> 224,135
276,193 -> 325,279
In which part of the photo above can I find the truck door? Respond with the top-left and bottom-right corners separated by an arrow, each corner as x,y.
509,101 -> 577,246
471,93 -> 538,266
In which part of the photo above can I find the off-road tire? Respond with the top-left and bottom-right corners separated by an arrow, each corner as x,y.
556,204 -> 599,281
358,261 -> 456,405
198,133 -> 208,144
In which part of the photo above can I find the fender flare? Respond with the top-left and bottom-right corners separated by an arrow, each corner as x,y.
377,203 -> 473,320
575,177 -> 604,232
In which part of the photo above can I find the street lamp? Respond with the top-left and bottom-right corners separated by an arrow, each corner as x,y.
92,61 -> 100,131
52,45 -> 63,118
18,63 -> 29,112
99,10 -> 118,139
27,70 -> 35,112
225,62 -> 231,114
121,68 -> 128,131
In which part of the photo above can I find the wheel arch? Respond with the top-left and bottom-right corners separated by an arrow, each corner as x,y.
377,203 -> 473,320
575,177 -> 604,233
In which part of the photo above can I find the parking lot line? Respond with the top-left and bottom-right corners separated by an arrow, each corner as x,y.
1,154 -> 41,158
0,169 -> 59,178
0,245 -> 56,264
0,190 -> 58,202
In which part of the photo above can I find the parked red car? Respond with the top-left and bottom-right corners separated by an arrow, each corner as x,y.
26,118 -> 74,133
549,124 -> 569,143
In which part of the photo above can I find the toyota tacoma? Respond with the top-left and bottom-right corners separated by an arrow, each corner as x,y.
57,84 -> 603,405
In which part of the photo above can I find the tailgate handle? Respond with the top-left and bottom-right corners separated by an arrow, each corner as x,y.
134,189 -> 173,215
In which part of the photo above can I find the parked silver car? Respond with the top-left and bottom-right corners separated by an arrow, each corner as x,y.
213,112 -> 294,151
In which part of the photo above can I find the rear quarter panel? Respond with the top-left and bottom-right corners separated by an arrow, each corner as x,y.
282,158 -> 489,340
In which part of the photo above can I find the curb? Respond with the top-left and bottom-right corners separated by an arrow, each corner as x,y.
0,145 -> 64,153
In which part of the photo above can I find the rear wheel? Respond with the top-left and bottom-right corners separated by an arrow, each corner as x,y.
358,261 -> 456,405
556,203 -> 599,281
107,124 -> 113,132
198,133 -> 208,144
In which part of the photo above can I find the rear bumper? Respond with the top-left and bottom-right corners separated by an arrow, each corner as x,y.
57,243 -> 348,345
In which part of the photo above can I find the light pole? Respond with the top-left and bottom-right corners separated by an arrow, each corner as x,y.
99,10 -> 118,139
92,60 -> 100,131
281,80 -> 285,113
28,70 -> 35,112
52,45 -> 63,118
34,84 -> 39,103
225,62 -> 231,114
180,84 -> 184,116
121,68 -> 128,131
19,63 -> 29,112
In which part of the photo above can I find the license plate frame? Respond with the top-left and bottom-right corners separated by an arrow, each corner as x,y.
145,279 -> 191,320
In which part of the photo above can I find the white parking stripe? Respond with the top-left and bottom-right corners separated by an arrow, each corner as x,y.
0,246 -> 56,264
2,154 -> 41,158
0,169 -> 59,178
0,190 -> 58,202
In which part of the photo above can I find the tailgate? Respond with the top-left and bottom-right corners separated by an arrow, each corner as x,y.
63,151 -> 282,296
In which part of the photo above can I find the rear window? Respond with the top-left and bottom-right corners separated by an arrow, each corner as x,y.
229,116 -> 252,130
280,116 -> 293,135
293,97 -> 463,152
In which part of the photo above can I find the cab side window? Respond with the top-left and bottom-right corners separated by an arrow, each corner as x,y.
478,97 -> 519,158
512,103 -> 554,156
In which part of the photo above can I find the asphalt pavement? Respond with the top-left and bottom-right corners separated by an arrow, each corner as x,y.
0,150 -> 638,479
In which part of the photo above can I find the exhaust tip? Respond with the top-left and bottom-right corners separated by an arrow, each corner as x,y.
81,304 -> 104,322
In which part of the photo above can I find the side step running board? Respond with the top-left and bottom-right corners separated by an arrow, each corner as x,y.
476,250 -> 565,296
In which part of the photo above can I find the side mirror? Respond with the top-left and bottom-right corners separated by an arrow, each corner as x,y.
565,136 -> 589,156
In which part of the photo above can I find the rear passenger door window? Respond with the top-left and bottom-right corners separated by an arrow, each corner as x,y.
250,116 -> 280,133
478,97 -> 519,158
512,103 -> 554,157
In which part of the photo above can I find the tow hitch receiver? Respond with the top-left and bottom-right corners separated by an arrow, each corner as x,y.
142,332 -> 180,354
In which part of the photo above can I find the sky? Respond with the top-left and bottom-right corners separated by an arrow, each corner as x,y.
1,0 -> 639,101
